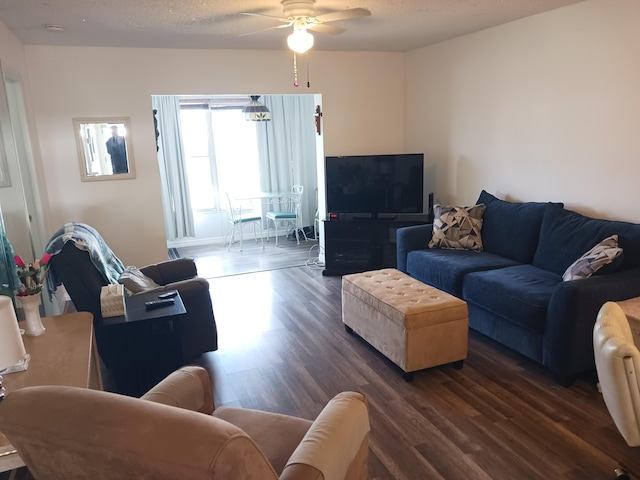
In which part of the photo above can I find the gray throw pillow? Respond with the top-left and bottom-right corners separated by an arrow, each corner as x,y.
118,266 -> 161,293
562,235 -> 623,281
428,204 -> 486,252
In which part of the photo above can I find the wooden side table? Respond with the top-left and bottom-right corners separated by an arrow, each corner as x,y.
619,297 -> 640,347
0,312 -> 102,473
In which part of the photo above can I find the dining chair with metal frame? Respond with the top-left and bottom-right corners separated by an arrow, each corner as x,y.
224,193 -> 264,252
265,185 -> 308,246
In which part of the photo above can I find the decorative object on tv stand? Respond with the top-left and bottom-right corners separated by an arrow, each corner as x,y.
15,253 -> 51,336
0,295 -> 30,400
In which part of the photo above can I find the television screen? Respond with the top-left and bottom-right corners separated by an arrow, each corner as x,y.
326,153 -> 424,215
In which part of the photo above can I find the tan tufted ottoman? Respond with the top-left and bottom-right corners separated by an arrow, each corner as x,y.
342,268 -> 468,380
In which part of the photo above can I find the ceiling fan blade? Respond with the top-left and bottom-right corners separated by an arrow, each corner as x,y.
307,23 -> 346,35
314,8 -> 371,23
239,23 -> 292,37
240,12 -> 289,23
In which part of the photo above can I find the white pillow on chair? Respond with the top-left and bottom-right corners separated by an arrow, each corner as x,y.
118,266 -> 160,293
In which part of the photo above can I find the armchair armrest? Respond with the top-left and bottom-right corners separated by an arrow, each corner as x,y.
140,257 -> 198,285
144,277 -> 211,301
396,224 -> 433,273
141,366 -> 214,414
280,392 -> 370,480
544,267 -> 640,382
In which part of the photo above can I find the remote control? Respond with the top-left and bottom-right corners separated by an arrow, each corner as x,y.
145,298 -> 175,310
157,291 -> 178,299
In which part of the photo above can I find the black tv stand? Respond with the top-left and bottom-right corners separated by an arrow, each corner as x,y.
322,215 -> 431,276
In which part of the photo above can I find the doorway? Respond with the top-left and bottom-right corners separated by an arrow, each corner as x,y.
152,93 -> 324,276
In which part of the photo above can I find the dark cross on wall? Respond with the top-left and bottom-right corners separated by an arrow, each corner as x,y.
315,105 -> 323,135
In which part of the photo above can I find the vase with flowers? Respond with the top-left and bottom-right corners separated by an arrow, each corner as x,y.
15,253 -> 51,336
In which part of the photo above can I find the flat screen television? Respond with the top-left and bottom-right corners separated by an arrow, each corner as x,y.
325,153 -> 424,216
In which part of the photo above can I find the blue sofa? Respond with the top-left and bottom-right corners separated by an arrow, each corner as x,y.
397,190 -> 640,384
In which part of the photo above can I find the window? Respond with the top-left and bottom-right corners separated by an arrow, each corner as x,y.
180,100 -> 261,211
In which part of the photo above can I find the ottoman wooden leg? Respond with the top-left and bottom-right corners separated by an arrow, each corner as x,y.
453,360 -> 464,370
403,371 -> 414,382
344,324 -> 354,334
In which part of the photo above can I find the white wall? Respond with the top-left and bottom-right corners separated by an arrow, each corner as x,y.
0,20 -> 25,72
13,0 -> 639,267
23,46 -> 405,265
405,0 -> 640,223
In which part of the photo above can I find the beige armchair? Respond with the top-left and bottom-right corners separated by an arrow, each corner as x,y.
0,366 -> 370,480
593,301 -> 640,479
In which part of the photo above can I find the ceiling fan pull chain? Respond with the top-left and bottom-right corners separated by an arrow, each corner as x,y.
306,51 -> 310,88
293,51 -> 299,87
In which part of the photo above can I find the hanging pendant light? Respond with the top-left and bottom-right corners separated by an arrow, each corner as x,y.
242,95 -> 271,121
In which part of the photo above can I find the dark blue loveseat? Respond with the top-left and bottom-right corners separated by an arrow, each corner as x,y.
397,190 -> 640,385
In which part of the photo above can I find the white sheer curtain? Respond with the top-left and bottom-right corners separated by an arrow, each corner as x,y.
151,96 -> 195,240
257,95 -> 318,228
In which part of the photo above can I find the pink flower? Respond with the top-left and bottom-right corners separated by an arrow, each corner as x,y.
14,253 -> 51,296
14,255 -> 25,268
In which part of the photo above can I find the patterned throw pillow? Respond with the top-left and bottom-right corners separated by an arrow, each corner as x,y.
428,204 -> 486,252
562,235 -> 623,281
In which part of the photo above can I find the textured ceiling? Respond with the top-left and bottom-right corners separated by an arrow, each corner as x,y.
0,0 -> 584,52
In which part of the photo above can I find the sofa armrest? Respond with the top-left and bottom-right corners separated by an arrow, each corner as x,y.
544,267 -> 640,382
280,392 -> 370,480
141,366 -> 215,414
396,224 -> 433,273
140,257 -> 198,285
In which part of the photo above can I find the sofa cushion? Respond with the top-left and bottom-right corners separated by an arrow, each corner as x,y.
476,190 -> 564,264
562,235 -> 623,281
463,265 -> 561,334
428,204 -> 486,252
406,249 -> 519,297
533,207 -> 640,276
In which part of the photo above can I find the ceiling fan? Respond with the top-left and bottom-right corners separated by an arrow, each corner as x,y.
241,0 -> 371,53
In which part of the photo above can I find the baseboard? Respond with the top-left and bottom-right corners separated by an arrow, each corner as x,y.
167,236 -> 225,249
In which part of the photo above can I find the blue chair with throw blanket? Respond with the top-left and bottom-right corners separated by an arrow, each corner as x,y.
45,222 -> 218,394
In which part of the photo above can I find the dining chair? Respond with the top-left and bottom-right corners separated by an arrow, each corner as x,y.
265,185 -> 308,246
224,193 -> 264,251
594,301 -> 640,480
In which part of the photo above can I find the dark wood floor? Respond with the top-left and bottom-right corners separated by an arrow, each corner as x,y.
190,265 -> 638,480
177,234 -> 321,278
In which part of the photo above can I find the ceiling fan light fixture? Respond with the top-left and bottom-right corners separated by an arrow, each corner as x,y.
242,95 -> 271,121
287,28 -> 314,53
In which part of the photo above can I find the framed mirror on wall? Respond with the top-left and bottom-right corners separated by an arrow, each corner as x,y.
0,60 -> 37,302
73,117 -> 136,181
0,129 -> 9,187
